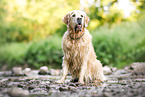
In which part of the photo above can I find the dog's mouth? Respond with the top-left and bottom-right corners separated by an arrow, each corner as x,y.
75,24 -> 82,33
70,24 -> 85,40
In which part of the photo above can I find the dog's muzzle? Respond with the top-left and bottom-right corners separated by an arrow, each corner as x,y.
75,18 -> 82,32
77,18 -> 82,25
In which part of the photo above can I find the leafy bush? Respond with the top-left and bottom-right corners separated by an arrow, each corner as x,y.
92,32 -> 134,67
0,36 -> 63,69
0,18 -> 145,69
92,19 -> 145,68
24,36 -> 63,69
0,19 -> 31,43
0,43 -> 30,69
134,38 -> 145,62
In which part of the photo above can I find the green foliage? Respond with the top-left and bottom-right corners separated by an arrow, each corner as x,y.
0,42 -> 30,68
134,38 -> 145,62
24,36 -> 63,69
92,30 -> 134,67
0,36 -> 63,69
0,0 -> 79,43
0,0 -> 144,44
92,19 -> 145,68
86,0 -> 125,30
0,19 -> 145,69
0,18 -> 31,43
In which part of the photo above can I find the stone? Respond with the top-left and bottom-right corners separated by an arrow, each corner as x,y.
124,66 -> 130,71
7,87 -> 29,97
112,69 -> 127,75
12,67 -> 24,76
130,62 -> 145,74
38,66 -> 48,75
103,92 -> 112,97
68,86 -> 77,91
17,84 -> 24,88
51,92 -> 67,97
59,86 -> 68,91
28,86 -> 35,90
46,85 -> 50,90
81,86 -> 88,90
49,69 -> 61,76
103,66 -> 112,75
69,83 -> 76,87
23,68 -> 31,75
75,82 -> 83,86
110,67 -> 117,72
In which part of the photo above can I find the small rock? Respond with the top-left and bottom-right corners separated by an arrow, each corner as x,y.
59,86 -> 68,91
38,66 -> 48,75
12,67 -> 24,76
124,66 -> 129,71
49,79 -> 55,83
46,85 -> 50,90
112,69 -> 127,75
14,79 -> 21,82
51,92 -> 67,97
25,79 -> 31,82
41,81 -> 50,85
103,66 -> 112,75
130,62 -> 145,74
49,69 -> 61,76
68,86 -> 76,91
103,92 -> 112,97
75,82 -> 83,86
28,86 -> 35,90
110,67 -> 117,72
69,83 -> 76,87
81,86 -> 88,90
7,87 -> 29,97
17,84 -> 24,88
23,68 -> 31,75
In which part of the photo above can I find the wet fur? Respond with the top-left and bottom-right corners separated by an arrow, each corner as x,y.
57,10 -> 105,84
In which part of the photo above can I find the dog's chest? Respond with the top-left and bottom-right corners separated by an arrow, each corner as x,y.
63,38 -> 88,63
64,39 -> 86,54
63,39 -> 87,73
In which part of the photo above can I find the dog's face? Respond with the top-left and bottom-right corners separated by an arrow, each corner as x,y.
62,10 -> 90,33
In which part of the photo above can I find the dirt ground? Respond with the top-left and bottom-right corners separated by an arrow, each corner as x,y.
0,70 -> 145,97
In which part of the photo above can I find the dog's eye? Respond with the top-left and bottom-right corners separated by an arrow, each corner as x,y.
72,14 -> 75,17
81,15 -> 83,17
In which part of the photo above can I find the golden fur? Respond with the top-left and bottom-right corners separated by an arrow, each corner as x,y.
57,10 -> 105,84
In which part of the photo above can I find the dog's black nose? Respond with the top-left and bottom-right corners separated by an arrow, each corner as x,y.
77,18 -> 82,25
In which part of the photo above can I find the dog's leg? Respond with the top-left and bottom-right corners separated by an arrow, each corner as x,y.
78,61 -> 87,84
57,60 -> 68,83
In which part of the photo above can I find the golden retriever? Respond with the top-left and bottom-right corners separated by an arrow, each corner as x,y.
57,10 -> 105,84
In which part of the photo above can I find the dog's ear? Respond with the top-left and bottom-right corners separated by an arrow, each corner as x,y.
85,15 -> 90,27
62,12 -> 70,25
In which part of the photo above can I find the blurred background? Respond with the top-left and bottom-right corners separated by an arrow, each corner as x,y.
0,0 -> 145,70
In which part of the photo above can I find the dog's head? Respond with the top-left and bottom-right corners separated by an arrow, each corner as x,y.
62,10 -> 90,33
